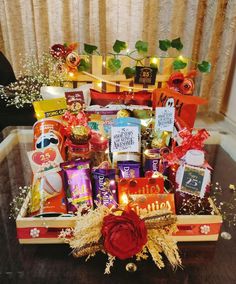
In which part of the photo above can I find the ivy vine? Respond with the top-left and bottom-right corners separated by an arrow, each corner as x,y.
79,37 -> 211,78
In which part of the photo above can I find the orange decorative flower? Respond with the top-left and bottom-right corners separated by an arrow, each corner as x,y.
66,52 -> 80,68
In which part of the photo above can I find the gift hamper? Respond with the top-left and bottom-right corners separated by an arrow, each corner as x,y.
12,40 -> 222,272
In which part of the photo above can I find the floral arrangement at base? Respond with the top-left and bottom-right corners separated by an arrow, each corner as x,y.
59,204 -> 181,274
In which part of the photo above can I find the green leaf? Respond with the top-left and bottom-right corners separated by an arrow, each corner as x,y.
135,40 -> 148,53
113,40 -> 127,53
173,59 -> 187,70
123,67 -> 136,79
107,58 -> 122,72
77,58 -> 90,71
197,61 -> 211,73
159,39 -> 171,51
171,38 -> 183,51
84,43 -> 98,54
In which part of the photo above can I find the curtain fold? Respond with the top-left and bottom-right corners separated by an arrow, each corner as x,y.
0,0 -> 236,113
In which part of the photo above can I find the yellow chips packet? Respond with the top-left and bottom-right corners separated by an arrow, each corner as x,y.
33,97 -> 67,120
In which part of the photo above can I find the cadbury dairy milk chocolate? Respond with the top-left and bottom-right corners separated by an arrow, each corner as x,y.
92,169 -> 117,207
61,164 -> 93,214
144,149 -> 168,174
117,161 -> 140,178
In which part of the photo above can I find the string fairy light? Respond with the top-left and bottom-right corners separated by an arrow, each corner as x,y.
82,71 -> 154,91
150,57 -> 158,65
96,81 -> 102,88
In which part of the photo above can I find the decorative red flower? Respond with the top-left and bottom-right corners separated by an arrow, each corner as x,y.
102,210 -> 147,260
179,78 -> 194,95
50,44 -> 68,59
50,42 -> 79,60
167,72 -> 184,87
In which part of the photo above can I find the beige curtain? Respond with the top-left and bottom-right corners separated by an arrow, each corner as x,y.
0,0 -> 236,113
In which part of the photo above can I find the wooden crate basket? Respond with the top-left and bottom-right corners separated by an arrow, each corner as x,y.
15,58 -> 222,244
16,192 -> 222,244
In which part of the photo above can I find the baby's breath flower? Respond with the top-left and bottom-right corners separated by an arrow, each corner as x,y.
1,53 -> 67,108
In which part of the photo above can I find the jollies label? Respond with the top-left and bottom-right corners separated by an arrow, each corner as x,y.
118,177 -> 164,205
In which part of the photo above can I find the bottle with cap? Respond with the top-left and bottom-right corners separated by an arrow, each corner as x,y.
90,133 -> 109,168
175,149 -> 211,198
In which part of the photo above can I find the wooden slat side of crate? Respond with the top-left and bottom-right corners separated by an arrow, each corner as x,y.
16,192 -> 76,244
16,193 -> 222,244
63,56 -> 188,91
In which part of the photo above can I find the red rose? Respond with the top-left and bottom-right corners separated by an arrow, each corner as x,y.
101,210 -> 147,260
50,44 -> 68,59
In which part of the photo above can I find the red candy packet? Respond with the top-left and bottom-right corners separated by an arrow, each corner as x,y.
118,177 -> 164,205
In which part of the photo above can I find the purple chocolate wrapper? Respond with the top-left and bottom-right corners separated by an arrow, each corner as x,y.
92,169 -> 117,207
61,167 -> 93,214
117,161 -> 140,178
144,149 -> 168,174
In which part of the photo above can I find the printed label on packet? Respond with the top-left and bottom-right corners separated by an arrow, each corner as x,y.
65,91 -> 85,112
33,98 -> 67,120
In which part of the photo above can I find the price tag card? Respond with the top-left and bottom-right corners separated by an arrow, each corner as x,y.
155,107 -> 175,132
179,165 -> 209,198
111,126 -> 139,153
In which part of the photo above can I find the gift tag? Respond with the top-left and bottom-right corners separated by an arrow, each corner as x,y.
178,165 -> 210,198
65,91 -> 85,112
27,146 -> 63,174
111,126 -> 139,153
155,107 -> 175,132
134,66 -> 157,85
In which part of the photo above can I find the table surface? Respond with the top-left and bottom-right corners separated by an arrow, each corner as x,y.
1,127 -> 236,284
